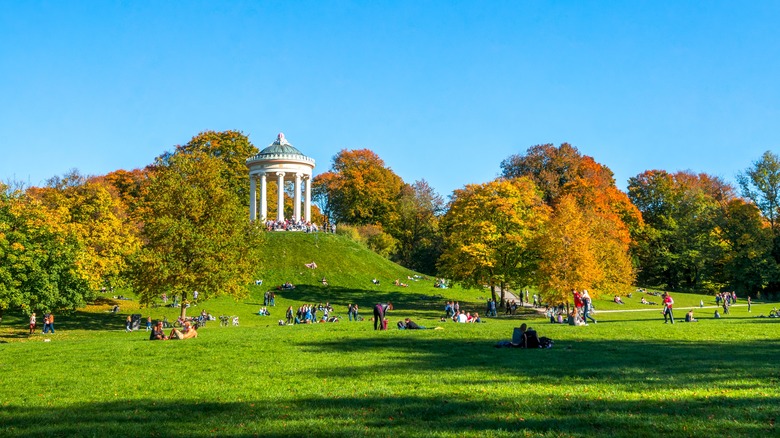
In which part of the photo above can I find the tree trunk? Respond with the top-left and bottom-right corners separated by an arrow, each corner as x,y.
490,284 -> 497,303
499,282 -> 506,308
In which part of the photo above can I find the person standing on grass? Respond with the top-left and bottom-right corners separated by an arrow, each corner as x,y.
29,312 -> 37,334
662,292 -> 675,324
44,313 -> 55,334
373,302 -> 393,330
747,296 -> 752,312
126,315 -> 132,332
146,316 -> 152,331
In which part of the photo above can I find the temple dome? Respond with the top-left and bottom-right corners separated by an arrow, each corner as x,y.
257,132 -> 305,156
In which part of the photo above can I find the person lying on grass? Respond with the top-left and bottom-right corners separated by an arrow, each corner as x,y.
398,318 -> 424,329
168,321 -> 198,340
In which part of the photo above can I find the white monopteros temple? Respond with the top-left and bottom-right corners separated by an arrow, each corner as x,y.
246,133 -> 316,223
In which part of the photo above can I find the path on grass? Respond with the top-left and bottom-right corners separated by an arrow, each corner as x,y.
501,289 -> 750,315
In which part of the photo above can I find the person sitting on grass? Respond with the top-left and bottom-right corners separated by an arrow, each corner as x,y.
614,295 -> 625,305
257,307 -> 270,316
685,309 -> 698,322
568,310 -> 585,326
150,321 -> 167,340
168,321 -> 198,340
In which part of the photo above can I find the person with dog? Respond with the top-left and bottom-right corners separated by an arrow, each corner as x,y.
373,302 -> 393,330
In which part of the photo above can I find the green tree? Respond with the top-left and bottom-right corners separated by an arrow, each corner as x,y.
438,178 -> 549,304
0,183 -> 92,317
389,179 -> 444,275
131,151 -> 262,306
715,199 -> 777,294
166,130 -> 259,205
628,170 -> 732,292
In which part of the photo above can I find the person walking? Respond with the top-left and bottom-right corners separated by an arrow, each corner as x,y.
373,302 -> 393,330
581,290 -> 597,324
663,292 -> 675,324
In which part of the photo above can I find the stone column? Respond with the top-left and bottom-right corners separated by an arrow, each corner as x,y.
260,173 -> 267,221
276,172 -> 286,222
294,173 -> 302,222
304,175 -> 312,223
249,175 -> 257,221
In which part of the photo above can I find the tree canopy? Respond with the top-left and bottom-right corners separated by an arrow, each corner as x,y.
131,151 -> 262,305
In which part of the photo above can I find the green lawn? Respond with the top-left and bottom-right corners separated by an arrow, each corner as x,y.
1,233 -> 778,437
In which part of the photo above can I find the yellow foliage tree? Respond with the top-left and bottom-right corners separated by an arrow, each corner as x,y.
438,178 -> 549,304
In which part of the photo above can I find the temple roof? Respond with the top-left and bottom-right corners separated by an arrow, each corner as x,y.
257,132 -> 305,156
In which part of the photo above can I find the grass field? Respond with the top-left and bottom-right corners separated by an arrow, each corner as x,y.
1,233 -> 778,437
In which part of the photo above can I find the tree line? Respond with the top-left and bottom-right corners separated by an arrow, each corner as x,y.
2,130 -> 780,318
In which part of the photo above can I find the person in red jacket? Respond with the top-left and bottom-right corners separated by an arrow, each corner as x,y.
662,292 -> 675,324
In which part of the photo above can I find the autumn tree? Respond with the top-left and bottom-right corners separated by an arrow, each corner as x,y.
0,183 -> 92,317
501,143 -> 585,204
314,149 -> 404,226
131,151 -> 262,305
29,171 -> 141,290
438,178 -> 549,304
501,143 -> 640,297
534,195 -> 602,305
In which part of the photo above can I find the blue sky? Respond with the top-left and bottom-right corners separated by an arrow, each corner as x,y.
1,1 -> 779,196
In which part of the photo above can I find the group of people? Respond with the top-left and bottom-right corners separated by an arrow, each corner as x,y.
264,219 -> 322,232
715,291 -> 738,314
444,301 -> 461,318
346,303 -> 361,321
263,291 -> 276,306
149,319 -> 198,341
278,282 -> 295,290
285,303 -> 338,325
28,312 -> 55,335
444,310 -> 482,323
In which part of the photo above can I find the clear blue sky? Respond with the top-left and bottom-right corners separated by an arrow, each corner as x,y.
2,1 -> 779,196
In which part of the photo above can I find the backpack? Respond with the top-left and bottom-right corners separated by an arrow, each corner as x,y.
539,336 -> 553,349
525,329 -> 540,348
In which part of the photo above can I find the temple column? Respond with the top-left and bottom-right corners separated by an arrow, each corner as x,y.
276,172 -> 286,222
293,173 -> 302,222
249,175 -> 257,221
260,173 -> 267,221
304,175 -> 312,222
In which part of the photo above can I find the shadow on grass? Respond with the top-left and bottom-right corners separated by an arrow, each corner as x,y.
293,336 -> 780,390
1,392 -> 776,437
